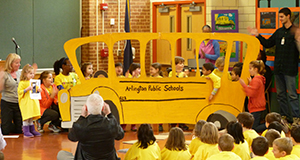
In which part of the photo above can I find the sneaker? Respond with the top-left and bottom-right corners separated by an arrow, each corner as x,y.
36,120 -> 44,133
48,124 -> 61,133
293,117 -> 300,126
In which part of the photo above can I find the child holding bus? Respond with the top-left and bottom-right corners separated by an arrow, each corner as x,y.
161,127 -> 191,160
202,62 -> 221,101
231,67 -> 242,81
189,120 -> 206,159
239,60 -> 266,133
193,122 -> 219,160
212,56 -> 224,78
81,62 -> 93,80
17,64 -> 41,137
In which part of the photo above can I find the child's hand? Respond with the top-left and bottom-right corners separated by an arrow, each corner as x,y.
37,88 -> 42,93
247,77 -> 252,83
52,87 -> 59,97
25,86 -> 33,92
209,94 -> 214,101
239,78 -> 246,86
205,76 -> 210,80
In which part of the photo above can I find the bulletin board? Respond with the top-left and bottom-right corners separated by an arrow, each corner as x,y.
256,8 -> 278,34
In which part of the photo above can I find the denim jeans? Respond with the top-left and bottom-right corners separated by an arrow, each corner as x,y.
251,110 -> 266,133
275,74 -> 299,118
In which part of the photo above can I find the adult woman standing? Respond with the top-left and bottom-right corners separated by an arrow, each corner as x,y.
37,71 -> 60,133
0,53 -> 23,135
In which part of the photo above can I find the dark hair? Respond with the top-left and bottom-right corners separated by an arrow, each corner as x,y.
250,60 -> 266,75
137,124 -> 156,149
151,62 -> 163,77
129,62 -> 140,74
174,56 -> 185,65
265,129 -> 281,147
233,62 -> 243,70
279,7 -> 291,17
259,50 -> 267,63
268,121 -> 283,134
115,62 -> 123,68
237,112 -> 254,129
226,121 -> 245,144
232,67 -> 242,77
202,25 -> 211,30
203,62 -> 214,72
219,134 -> 234,151
266,112 -> 281,124
81,62 -> 92,78
39,71 -> 52,85
291,125 -> 300,143
53,57 -> 69,75
194,120 -> 207,138
252,136 -> 269,156
165,127 -> 187,151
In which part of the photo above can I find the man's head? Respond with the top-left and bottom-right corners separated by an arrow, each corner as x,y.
272,137 -> 293,158
279,8 -> 291,25
86,94 -> 104,115
252,136 -> 269,156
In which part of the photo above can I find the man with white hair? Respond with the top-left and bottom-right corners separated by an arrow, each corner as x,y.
57,93 -> 124,160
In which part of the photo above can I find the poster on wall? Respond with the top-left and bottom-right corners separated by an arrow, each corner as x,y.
260,12 -> 276,29
211,10 -> 238,33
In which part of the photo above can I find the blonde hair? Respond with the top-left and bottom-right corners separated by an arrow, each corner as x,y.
5,53 -> 21,72
273,137 -> 293,155
200,122 -> 218,144
174,56 -> 185,65
219,134 -> 234,151
250,60 -> 266,75
215,56 -> 224,67
165,127 -> 187,151
20,64 -> 34,81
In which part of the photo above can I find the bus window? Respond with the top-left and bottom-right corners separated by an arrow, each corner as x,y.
228,41 -> 247,82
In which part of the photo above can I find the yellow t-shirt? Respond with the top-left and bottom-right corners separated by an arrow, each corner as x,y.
243,129 -> 259,150
265,147 -> 276,160
251,156 -> 269,160
261,129 -> 286,137
161,147 -> 191,160
207,151 -> 241,160
232,141 -> 250,160
193,143 -> 219,160
124,142 -> 161,160
278,154 -> 300,160
168,71 -> 187,78
54,72 -> 80,90
189,137 -> 203,159
202,72 -> 221,89
212,68 -> 223,78
291,145 -> 300,158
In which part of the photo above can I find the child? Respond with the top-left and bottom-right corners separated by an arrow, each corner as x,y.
81,62 -> 93,80
236,112 -> 260,150
291,125 -> 300,158
193,122 -> 219,160
265,129 -> 281,160
127,62 -> 141,78
168,56 -> 187,78
124,124 -> 161,160
150,62 -> 163,78
231,67 -> 242,81
207,134 -> 241,160
17,64 -> 41,138
272,137 -> 300,159
212,56 -> 224,78
226,121 -> 251,160
239,60 -> 266,133
115,62 -> 125,77
189,120 -> 206,159
202,62 -> 221,101
268,121 -> 284,134
261,112 -> 286,137
54,57 -> 80,90
161,127 -> 191,160
251,136 -> 269,159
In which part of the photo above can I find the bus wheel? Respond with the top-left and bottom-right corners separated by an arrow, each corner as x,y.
104,100 -> 120,124
206,110 -> 237,130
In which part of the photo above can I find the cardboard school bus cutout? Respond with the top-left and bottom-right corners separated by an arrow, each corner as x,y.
58,33 -> 260,128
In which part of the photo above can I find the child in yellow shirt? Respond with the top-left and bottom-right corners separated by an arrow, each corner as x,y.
212,56 -> 224,78
265,129 -> 281,160
168,56 -> 187,78
189,120 -> 206,159
272,137 -> 300,160
202,62 -> 221,101
291,125 -> 300,158
261,112 -> 286,137
251,136 -> 269,160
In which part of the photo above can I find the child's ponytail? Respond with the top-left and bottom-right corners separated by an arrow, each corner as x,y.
250,60 -> 266,75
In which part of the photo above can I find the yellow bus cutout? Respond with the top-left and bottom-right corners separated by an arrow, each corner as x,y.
58,33 -> 260,128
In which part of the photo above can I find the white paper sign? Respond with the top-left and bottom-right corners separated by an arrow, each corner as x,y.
30,79 -> 41,100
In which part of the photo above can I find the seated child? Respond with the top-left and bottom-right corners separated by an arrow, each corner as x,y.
193,122 -> 219,160
272,137 -> 300,159
251,136 -> 269,159
265,129 -> 281,160
291,125 -> 300,158
81,62 -> 93,80
261,112 -> 286,137
124,124 -> 161,160
226,121 -> 251,160
207,134 -> 241,160
161,127 -> 191,160
189,120 -> 206,159
202,62 -> 221,101
212,56 -> 224,78
268,121 -> 284,134
169,56 -> 187,78
128,62 -> 141,78
115,62 -> 125,77
150,62 -> 163,78
236,112 -> 259,150
231,67 -> 242,81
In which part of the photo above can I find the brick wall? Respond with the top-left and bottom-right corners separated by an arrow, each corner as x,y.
81,0 -> 151,74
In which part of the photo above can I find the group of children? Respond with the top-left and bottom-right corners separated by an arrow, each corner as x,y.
123,112 -> 300,160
